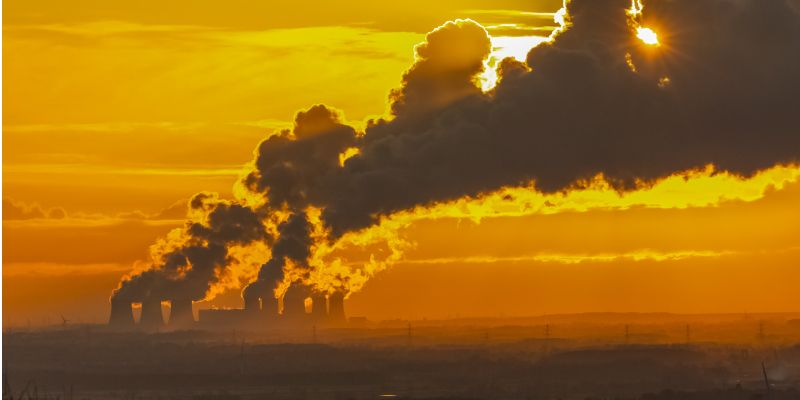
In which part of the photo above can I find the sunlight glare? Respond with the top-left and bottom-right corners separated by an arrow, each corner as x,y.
480,35 -> 547,91
636,27 -> 659,45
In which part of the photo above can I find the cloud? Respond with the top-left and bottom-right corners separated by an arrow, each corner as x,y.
242,105 -> 358,210
116,199 -> 189,221
3,198 -> 67,220
315,0 -> 800,236
4,197 -> 190,224
388,19 -> 492,116
4,1 -> 565,34
112,192 -> 271,302
399,249 -> 736,266
118,0 -> 800,302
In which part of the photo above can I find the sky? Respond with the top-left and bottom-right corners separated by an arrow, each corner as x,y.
4,0 -> 800,326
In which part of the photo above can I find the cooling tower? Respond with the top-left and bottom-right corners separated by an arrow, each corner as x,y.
261,294 -> 280,319
244,281 -> 279,321
328,291 -> 346,325
310,292 -> 328,322
139,297 -> 164,329
282,284 -> 310,321
108,298 -> 135,327
244,292 -> 261,314
168,298 -> 194,328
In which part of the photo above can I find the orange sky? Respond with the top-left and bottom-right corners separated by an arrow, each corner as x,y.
3,0 -> 799,326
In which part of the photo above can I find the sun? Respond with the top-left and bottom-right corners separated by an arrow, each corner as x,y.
636,27 -> 660,45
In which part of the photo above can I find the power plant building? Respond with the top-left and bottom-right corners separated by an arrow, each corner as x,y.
108,285 -> 347,330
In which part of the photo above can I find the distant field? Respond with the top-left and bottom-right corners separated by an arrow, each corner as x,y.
3,314 -> 800,399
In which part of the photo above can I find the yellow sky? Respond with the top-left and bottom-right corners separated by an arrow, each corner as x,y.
3,0 -> 799,326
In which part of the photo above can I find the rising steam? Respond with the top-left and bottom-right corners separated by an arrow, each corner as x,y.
113,0 -> 800,306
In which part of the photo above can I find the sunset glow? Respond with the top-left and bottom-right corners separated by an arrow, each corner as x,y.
6,1 -> 800,398
4,0 -> 800,329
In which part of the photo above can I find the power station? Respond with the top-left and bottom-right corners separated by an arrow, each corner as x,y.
108,283 -> 347,330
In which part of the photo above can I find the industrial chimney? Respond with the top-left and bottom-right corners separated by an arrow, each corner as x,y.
108,298 -> 135,328
282,284 -> 310,322
139,297 -> 164,329
168,298 -> 194,328
310,292 -> 328,323
328,291 -> 346,325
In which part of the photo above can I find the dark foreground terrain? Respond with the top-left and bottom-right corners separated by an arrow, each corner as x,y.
4,315 -> 800,400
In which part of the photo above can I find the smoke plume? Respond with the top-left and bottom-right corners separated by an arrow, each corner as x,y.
112,193 -> 270,302
114,0 -> 800,305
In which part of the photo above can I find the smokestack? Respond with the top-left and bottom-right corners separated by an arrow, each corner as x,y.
168,299 -> 194,328
328,292 -> 346,325
310,292 -> 327,323
282,284 -> 310,321
139,297 -> 164,329
108,298 -> 135,328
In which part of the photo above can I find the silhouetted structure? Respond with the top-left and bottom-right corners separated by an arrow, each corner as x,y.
282,284 -> 310,321
762,361 -> 772,399
328,292 -> 346,325
139,297 -> 164,329
243,292 -> 260,314
108,284 -> 346,330
625,324 -> 630,344
311,292 -> 328,323
108,298 -> 135,327
243,282 -> 280,322
168,298 -> 194,328
262,294 -> 279,319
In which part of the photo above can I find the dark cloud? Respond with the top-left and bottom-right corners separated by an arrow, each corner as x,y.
241,105 -> 357,210
118,0 -> 800,303
267,212 -> 313,266
315,0 -> 800,235
243,211 -> 313,302
188,192 -> 269,244
389,19 -> 491,116
113,192 -> 270,302
495,57 -> 529,84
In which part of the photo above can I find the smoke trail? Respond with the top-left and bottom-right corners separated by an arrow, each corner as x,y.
112,193 -> 270,302
115,0 -> 800,305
